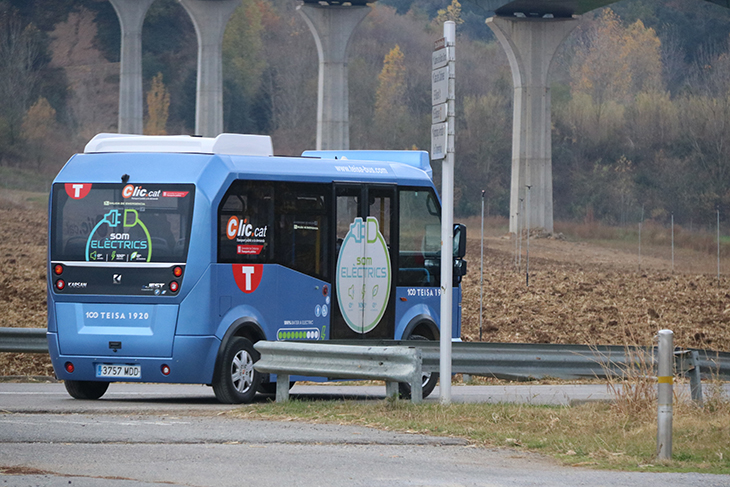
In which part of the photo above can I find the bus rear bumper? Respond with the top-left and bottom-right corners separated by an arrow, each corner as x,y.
47,333 -> 220,384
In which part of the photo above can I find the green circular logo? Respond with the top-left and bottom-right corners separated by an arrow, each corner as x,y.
336,217 -> 391,334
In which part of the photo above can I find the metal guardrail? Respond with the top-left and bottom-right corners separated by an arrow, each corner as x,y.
328,340 -> 730,382
0,327 -> 47,353
2,327 -> 729,383
254,341 -> 423,403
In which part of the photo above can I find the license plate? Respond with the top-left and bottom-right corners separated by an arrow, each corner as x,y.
96,364 -> 141,378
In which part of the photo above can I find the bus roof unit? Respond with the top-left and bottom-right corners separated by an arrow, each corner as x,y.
301,150 -> 433,180
84,133 -> 274,157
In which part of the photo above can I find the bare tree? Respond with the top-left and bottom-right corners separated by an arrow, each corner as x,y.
0,7 -> 42,152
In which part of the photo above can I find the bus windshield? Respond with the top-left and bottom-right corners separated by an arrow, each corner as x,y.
51,183 -> 195,264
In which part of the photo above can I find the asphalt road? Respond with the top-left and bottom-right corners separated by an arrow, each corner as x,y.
1,382 -> 729,486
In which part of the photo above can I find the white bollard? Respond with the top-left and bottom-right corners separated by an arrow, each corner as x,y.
657,329 -> 673,460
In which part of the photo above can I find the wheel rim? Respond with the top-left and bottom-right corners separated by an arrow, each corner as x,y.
230,349 -> 255,394
421,372 -> 432,388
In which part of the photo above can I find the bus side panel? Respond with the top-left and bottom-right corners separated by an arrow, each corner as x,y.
394,288 -> 439,339
394,287 -> 462,340
169,335 -> 220,383
213,264 -> 330,343
175,265 -> 216,336
213,263 -> 279,340
275,268 -> 330,342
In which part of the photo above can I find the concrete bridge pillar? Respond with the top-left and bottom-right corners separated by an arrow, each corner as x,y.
298,4 -> 371,150
487,17 -> 578,234
178,0 -> 241,137
109,0 -> 156,134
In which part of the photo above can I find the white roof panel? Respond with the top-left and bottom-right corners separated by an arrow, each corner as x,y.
84,133 -> 273,157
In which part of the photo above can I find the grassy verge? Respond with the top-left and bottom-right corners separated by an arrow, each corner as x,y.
232,385 -> 730,474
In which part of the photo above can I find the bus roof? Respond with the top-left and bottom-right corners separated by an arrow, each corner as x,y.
55,134 -> 436,199
84,133 -> 274,157
302,150 -> 432,180
82,134 -> 433,180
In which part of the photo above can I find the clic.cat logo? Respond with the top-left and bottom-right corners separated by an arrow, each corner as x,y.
123,185 -> 161,199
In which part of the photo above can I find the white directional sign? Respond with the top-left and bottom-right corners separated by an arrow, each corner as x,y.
432,48 -> 448,70
431,66 -> 449,106
431,122 -> 447,160
432,103 -> 447,124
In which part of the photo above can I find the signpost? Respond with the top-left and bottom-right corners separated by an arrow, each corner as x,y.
432,21 -> 455,405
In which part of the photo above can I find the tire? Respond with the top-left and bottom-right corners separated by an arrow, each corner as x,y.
64,380 -> 109,400
399,334 -> 439,400
258,380 -> 296,395
213,337 -> 261,404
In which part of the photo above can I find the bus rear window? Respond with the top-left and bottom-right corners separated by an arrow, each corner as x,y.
51,183 -> 195,263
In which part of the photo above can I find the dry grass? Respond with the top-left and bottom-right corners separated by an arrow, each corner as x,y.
233,389 -> 730,473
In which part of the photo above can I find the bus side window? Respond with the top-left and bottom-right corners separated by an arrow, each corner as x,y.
398,188 -> 441,287
274,182 -> 330,280
217,182 -> 274,263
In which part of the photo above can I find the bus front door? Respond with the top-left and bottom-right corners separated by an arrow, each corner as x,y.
331,185 -> 395,340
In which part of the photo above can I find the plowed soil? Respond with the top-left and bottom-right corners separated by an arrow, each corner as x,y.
1,194 -> 729,377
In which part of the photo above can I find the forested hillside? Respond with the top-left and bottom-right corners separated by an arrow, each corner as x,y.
2,0 -> 730,228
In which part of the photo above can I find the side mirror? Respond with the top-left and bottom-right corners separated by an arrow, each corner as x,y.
453,224 -> 466,259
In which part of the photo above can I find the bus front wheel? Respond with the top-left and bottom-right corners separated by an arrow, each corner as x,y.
64,380 -> 109,400
399,334 -> 439,400
213,337 -> 261,404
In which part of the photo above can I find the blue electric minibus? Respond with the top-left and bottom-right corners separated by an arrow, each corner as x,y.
48,133 -> 466,403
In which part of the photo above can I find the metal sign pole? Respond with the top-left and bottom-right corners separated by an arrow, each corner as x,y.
480,190 -> 484,342
433,21 -> 455,405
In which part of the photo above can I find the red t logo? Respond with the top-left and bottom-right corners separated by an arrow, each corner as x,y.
232,264 -> 263,294
65,183 -> 92,199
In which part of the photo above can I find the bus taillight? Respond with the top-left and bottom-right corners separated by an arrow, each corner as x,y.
169,281 -> 179,293
173,266 -> 183,278
54,264 -> 63,275
55,279 -> 65,290
161,364 -> 171,376
64,362 -> 74,373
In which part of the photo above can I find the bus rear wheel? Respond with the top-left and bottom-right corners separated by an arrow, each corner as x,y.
64,380 -> 109,400
213,337 -> 261,404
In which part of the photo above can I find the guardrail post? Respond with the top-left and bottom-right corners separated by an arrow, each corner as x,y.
385,381 -> 398,400
657,329 -> 673,460
674,349 -> 704,407
689,350 -> 703,407
410,350 -> 423,405
276,374 -> 290,403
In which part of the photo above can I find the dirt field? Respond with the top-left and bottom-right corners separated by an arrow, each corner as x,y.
461,235 -> 730,351
1,192 -> 729,377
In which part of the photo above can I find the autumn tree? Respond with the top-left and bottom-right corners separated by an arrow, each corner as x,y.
21,96 -> 59,170
374,44 -> 410,148
623,19 -> 663,95
145,72 -> 170,135
375,44 -> 406,118
222,0 -> 267,133
626,90 -> 678,154
569,10 -> 664,141
678,93 -> 730,212
435,0 -> 463,26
